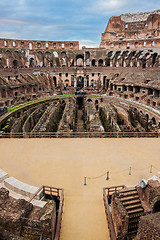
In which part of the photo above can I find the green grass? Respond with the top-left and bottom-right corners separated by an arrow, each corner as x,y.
8,94 -> 74,113
88,95 -> 102,98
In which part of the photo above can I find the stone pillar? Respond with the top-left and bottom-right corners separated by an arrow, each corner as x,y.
74,58 -> 76,66
5,90 -> 8,98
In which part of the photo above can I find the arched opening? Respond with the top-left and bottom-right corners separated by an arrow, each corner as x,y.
53,51 -> 58,58
76,55 -> 84,67
86,51 -> 90,66
146,114 -> 149,120
151,117 -> 156,125
76,76 -> 84,89
65,79 -> 69,87
53,77 -> 57,87
105,58 -> 110,67
29,58 -> 34,68
91,80 -> 94,87
142,59 -> 146,69
103,76 -> 107,88
95,99 -> 99,110
152,53 -> 157,67
98,59 -> 103,67
50,61 -> 53,67
153,200 -> 160,213
87,99 -> 92,102
61,51 -> 67,67
92,59 -> 96,67
13,60 -> 18,68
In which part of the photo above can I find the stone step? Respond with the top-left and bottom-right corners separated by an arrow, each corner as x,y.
128,223 -> 138,231
121,196 -> 139,202
119,187 -> 136,194
123,199 -> 141,206
119,191 -> 138,198
126,203 -> 142,211
127,230 -> 138,240
128,207 -> 144,215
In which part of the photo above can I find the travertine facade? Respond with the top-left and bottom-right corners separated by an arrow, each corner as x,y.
100,9 -> 160,49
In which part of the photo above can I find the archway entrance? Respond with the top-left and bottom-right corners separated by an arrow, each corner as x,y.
153,200 -> 160,213
76,55 -> 84,67
29,58 -> 34,68
76,76 -> 84,89
53,77 -> 57,87
13,60 -> 18,68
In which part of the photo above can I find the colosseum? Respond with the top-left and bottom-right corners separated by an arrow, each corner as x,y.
0,8 -> 160,240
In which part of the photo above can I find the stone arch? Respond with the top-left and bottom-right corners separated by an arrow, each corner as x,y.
64,79 -> 69,87
151,117 -> 156,125
45,51 -> 51,55
98,59 -> 103,67
105,58 -> 110,67
152,53 -> 157,67
76,76 -> 84,88
153,200 -> 160,213
53,76 -> 57,87
95,99 -> 99,110
53,51 -> 58,58
29,58 -> 34,68
146,114 -> 149,120
91,79 -> 94,87
13,59 -> 18,68
142,58 -> 146,69
76,55 -> 84,67
87,99 -> 92,102
85,51 -> 90,66
91,59 -> 96,67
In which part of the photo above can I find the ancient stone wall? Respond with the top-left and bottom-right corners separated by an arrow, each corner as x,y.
111,195 -> 129,239
100,9 -> 160,49
0,38 -> 79,50
137,212 -> 160,239
0,187 -> 57,240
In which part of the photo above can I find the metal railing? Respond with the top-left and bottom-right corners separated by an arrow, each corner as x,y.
0,131 -> 159,138
54,188 -> 64,240
103,186 -> 127,240
103,188 -> 116,240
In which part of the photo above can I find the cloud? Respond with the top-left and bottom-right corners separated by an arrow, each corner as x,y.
79,40 -> 99,49
85,0 -> 127,15
0,18 -> 27,24
0,0 -> 159,47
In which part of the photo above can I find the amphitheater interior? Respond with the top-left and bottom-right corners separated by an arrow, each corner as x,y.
0,8 -> 160,240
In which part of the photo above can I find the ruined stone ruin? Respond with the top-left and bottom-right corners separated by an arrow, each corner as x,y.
0,7 -> 160,240
0,10 -> 160,135
104,174 -> 160,239
0,187 -> 56,240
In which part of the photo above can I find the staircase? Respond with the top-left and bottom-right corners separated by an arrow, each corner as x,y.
119,187 -> 144,240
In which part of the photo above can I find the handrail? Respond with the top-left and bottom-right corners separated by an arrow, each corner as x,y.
54,189 -> 64,240
103,188 -> 116,240
0,131 -> 159,138
104,185 -> 126,197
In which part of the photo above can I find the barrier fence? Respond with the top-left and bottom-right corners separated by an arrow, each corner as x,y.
0,131 -> 160,138
27,185 -> 64,240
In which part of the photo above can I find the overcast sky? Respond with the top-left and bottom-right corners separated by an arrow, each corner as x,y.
0,0 -> 159,48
